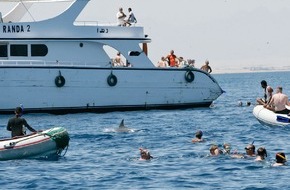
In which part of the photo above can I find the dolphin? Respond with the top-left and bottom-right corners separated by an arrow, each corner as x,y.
115,119 -> 134,132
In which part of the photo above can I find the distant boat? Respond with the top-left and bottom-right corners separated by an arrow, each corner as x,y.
0,127 -> 69,160
0,0 -> 223,114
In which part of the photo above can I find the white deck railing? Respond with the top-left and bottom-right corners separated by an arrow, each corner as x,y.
0,60 -> 112,67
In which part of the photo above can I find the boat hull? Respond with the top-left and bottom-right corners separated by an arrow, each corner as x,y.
0,127 -> 69,160
0,66 -> 223,114
253,105 -> 290,127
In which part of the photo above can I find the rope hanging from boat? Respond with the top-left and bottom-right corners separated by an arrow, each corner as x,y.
57,143 -> 69,157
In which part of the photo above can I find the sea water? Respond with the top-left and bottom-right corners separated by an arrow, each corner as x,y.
0,71 -> 290,189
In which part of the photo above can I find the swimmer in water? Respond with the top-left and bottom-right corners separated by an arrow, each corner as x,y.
237,101 -> 251,107
245,144 -> 256,157
255,147 -> 267,161
209,144 -> 223,156
192,130 -> 204,143
139,148 -> 153,160
273,152 -> 287,166
221,143 -> 244,158
222,143 -> 231,154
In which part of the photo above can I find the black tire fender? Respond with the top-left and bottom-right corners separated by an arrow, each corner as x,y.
185,70 -> 194,83
107,73 -> 118,86
55,73 -> 66,87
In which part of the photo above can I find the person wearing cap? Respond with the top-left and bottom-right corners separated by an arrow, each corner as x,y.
255,147 -> 267,161
139,148 -> 153,160
192,130 -> 204,143
7,107 -> 37,138
273,152 -> 287,166
245,144 -> 256,157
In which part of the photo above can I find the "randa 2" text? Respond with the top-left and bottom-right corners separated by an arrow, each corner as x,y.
2,25 -> 31,33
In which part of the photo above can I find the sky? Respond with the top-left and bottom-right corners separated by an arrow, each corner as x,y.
1,0 -> 290,73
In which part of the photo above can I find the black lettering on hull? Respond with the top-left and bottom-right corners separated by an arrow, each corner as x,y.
2,25 -> 30,33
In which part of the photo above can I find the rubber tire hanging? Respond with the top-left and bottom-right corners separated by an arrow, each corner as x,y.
55,71 -> 66,87
107,73 -> 117,86
184,71 -> 194,83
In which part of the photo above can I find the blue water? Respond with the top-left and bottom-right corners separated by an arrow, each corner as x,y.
0,71 -> 290,189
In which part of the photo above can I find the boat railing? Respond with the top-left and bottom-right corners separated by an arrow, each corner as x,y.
74,21 -> 137,27
0,60 -> 112,67
74,21 -> 118,26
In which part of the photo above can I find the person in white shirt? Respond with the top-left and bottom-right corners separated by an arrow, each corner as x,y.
157,57 -> 168,67
116,7 -> 126,26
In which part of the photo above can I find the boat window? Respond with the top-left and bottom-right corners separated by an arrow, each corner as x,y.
10,44 -> 28,56
129,51 -> 140,56
0,44 -> 8,57
31,44 -> 48,56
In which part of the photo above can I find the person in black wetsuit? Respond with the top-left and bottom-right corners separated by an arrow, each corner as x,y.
7,107 -> 37,138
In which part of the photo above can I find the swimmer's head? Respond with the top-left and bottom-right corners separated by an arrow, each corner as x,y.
276,152 -> 287,164
139,148 -> 153,160
257,147 -> 267,157
245,144 -> 255,155
223,143 -> 231,153
195,130 -> 203,139
238,101 -> 243,107
209,145 -> 220,156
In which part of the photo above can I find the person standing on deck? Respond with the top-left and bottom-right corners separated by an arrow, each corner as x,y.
116,7 -> 126,26
165,50 -> 179,67
126,8 -> 137,26
200,60 -> 212,73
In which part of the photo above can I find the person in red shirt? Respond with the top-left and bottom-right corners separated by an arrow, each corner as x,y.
165,50 -> 179,67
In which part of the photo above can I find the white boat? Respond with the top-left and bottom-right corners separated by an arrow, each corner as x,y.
253,105 -> 290,127
0,0 -> 223,114
0,127 -> 69,160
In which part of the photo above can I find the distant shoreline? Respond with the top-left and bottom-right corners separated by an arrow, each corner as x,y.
213,67 -> 290,74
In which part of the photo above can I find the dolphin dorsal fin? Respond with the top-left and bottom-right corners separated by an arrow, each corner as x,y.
119,119 -> 125,128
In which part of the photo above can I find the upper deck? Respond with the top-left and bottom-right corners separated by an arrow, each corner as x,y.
0,0 -> 148,40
